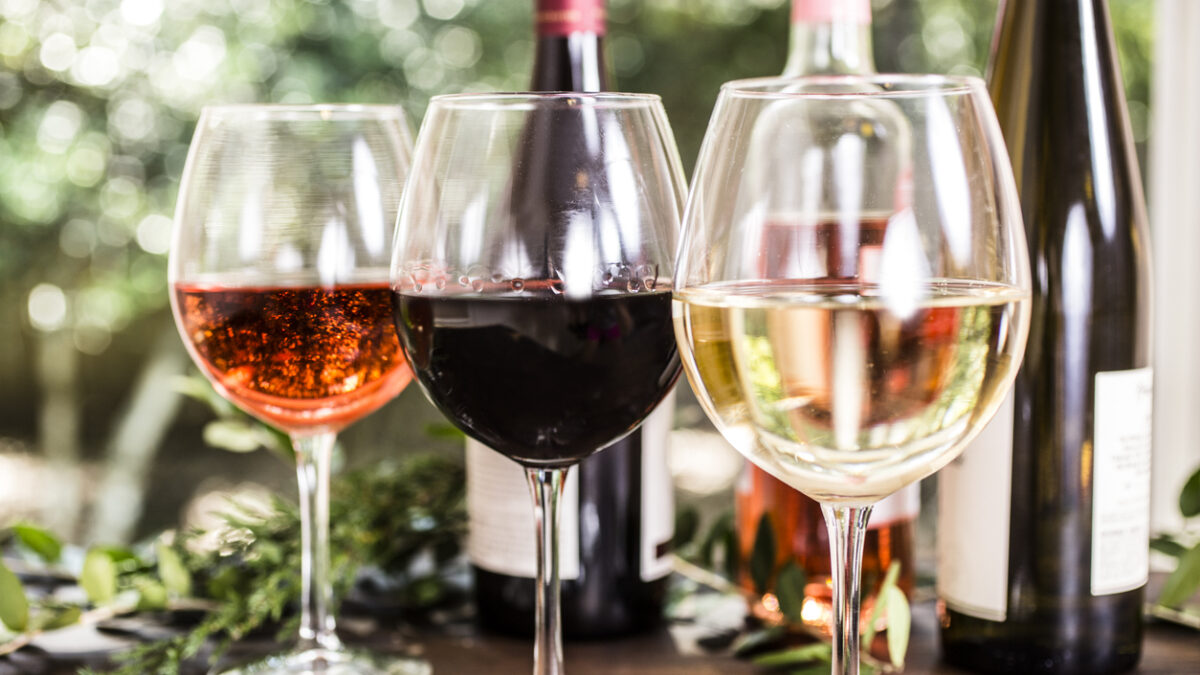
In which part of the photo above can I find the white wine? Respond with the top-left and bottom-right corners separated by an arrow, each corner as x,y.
675,279 -> 1027,503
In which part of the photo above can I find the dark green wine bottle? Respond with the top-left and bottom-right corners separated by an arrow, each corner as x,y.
936,1 -> 1153,674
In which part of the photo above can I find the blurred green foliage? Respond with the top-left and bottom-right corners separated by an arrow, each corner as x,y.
0,0 -> 1154,440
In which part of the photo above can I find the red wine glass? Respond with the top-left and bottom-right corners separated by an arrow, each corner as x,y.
390,93 -> 686,675
673,75 -> 1032,675
168,105 -> 426,674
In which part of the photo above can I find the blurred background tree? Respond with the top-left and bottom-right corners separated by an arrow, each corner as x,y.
0,0 -> 1154,543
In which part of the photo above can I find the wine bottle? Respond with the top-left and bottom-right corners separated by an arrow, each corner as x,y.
466,0 -> 675,639
734,0 -> 918,631
937,1 -> 1153,673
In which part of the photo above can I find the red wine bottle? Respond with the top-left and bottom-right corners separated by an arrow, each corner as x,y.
735,0 -> 917,633
466,0 -> 675,639
937,1 -> 1153,673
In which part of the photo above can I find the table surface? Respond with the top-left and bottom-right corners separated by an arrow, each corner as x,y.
411,601 -> 1200,675
4,600 -> 1198,674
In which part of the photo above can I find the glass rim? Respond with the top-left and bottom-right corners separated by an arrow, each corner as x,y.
428,91 -> 663,111
719,73 -> 986,100
198,103 -> 408,121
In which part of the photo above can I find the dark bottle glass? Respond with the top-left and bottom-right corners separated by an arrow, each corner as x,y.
937,1 -> 1153,673
467,0 -> 674,639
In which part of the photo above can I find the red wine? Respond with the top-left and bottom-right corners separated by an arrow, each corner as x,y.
938,1 -> 1153,673
462,0 -> 677,640
174,282 -> 411,433
396,287 -> 678,467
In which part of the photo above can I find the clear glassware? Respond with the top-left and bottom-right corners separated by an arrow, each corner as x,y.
168,105 -> 429,675
673,75 -> 1032,674
390,92 -> 686,675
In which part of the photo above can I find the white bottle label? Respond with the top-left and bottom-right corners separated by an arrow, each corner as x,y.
465,396 -> 677,582
871,482 -> 920,529
465,441 -> 581,580
1090,368 -> 1152,596
936,389 -> 1015,622
641,392 -> 676,581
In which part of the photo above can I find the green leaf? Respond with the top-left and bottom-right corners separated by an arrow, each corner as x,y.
203,419 -> 268,453
1159,542 -> 1200,608
749,512 -> 776,594
0,558 -> 29,631
884,585 -> 911,667
673,507 -> 699,549
750,642 -> 830,667
699,511 -> 736,579
136,580 -> 168,611
13,523 -> 62,563
39,605 -> 82,631
81,549 -> 118,605
156,542 -> 192,597
730,625 -> 786,657
863,560 -> 902,650
775,560 -> 807,625
423,423 -> 466,440
1151,534 -> 1189,559
1181,466 -> 1200,518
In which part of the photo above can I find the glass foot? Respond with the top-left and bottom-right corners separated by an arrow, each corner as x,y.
217,648 -> 432,675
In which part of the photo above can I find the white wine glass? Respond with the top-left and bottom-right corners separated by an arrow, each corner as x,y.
673,75 -> 1031,674
169,105 -> 428,674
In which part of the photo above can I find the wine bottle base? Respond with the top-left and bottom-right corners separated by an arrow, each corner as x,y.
941,640 -> 1141,675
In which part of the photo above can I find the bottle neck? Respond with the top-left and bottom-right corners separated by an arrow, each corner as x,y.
532,0 -> 609,92
783,0 -> 875,76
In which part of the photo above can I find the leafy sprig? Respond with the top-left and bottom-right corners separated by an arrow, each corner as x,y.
1150,464 -> 1200,623
0,454 -> 466,673
673,507 -> 911,673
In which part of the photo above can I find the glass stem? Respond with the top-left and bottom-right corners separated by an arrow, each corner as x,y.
525,466 -> 569,675
821,502 -> 873,675
293,432 -> 344,653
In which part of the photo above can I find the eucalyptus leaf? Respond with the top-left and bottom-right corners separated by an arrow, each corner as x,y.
749,512 -> 777,594
203,419 -> 268,453
700,511 -> 735,578
40,605 -> 82,631
1181,466 -> 1200,518
862,560 -> 902,650
81,549 -> 118,604
1159,542 -> 1200,608
156,542 -> 192,597
674,507 -> 699,550
730,625 -> 786,657
1151,534 -> 1189,559
0,558 -> 29,632
137,580 -> 168,611
750,642 -> 830,667
13,523 -> 62,563
884,585 -> 911,667
775,560 -> 807,624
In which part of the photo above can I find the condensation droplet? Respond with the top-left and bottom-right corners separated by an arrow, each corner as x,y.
458,275 -> 470,287
471,279 -> 484,292
435,277 -> 446,290
490,273 -> 504,283
643,277 -> 657,291
511,278 -> 525,292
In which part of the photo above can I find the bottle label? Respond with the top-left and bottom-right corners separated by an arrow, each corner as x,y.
1091,368 -> 1152,596
871,482 -> 920,528
792,0 -> 870,24
936,389 -> 1015,621
641,392 -> 676,581
537,0 -> 605,37
465,440 -> 582,580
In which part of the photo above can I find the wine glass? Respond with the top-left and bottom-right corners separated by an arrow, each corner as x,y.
168,105 -> 428,675
673,75 -> 1031,674
390,93 -> 685,675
